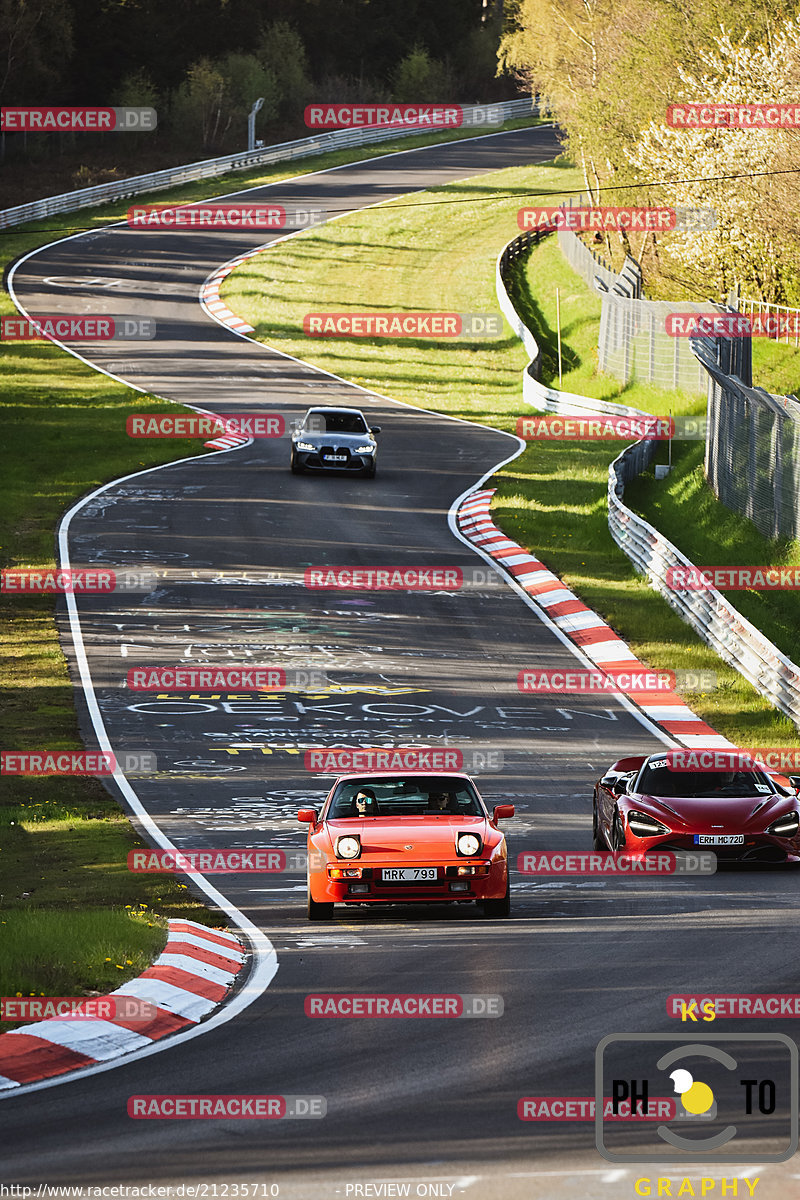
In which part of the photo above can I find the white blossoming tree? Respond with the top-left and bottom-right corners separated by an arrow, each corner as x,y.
626,19 -> 800,299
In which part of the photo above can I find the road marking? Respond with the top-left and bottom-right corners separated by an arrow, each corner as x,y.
43,276 -> 124,287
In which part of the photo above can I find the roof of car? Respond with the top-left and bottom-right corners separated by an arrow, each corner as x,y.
304,406 -> 365,416
331,771 -> 475,783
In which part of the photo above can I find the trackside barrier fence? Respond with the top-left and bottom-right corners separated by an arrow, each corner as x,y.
496,230 -> 800,731
692,330 -> 800,543
0,99 -> 537,231
553,194 -> 711,391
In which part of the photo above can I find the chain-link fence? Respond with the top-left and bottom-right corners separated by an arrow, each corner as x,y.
558,227 -> 711,391
692,333 -> 800,541
555,223 -> 636,296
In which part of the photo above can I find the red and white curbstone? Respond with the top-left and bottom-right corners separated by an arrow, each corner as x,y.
458,489 -> 734,749
0,919 -> 246,1089
199,255 -> 263,449
201,259 -> 256,336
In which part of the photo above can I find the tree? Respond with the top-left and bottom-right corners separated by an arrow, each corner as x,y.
170,59 -> 228,151
0,0 -> 72,101
219,52 -> 280,134
626,17 -> 800,299
392,45 -> 455,101
170,54 -> 281,152
258,21 -> 311,121
112,70 -> 160,112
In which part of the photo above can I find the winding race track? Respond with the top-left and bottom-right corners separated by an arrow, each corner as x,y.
4,126 -> 799,1198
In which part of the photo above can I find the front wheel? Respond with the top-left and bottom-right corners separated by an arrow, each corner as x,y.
307,892 -> 334,921
592,801 -> 609,851
483,875 -> 510,918
290,453 -> 303,474
612,809 -> 627,851
363,463 -> 376,478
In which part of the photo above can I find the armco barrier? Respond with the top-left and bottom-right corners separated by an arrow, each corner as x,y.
497,231 -> 653,421
608,445 -> 800,728
0,99 -> 537,231
496,230 -> 800,732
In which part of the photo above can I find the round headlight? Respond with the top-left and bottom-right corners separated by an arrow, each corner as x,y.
336,835 -> 361,859
457,833 -> 481,856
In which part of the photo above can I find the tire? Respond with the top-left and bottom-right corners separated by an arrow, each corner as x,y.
307,892 -> 334,921
483,874 -> 511,918
363,463 -> 376,478
592,801 -> 609,851
612,809 -> 626,852
290,453 -> 303,474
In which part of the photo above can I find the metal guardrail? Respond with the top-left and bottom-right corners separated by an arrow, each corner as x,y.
496,229 -> 800,731
609,444 -> 800,727
497,232 -> 654,420
0,98 -> 538,231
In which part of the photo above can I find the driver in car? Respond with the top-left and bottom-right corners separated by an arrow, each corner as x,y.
354,787 -> 380,816
426,791 -> 454,812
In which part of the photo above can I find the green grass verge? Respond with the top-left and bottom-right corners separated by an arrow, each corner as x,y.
220,157 -> 797,749
0,908 -> 167,1034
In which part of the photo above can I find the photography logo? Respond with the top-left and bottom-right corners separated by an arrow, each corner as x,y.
595,1034 -> 798,1162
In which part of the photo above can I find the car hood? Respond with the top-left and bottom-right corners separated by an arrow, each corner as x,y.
325,816 -> 489,855
294,431 -> 373,447
633,792 -> 795,829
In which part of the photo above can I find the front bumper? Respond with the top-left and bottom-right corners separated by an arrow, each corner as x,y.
294,448 -> 375,472
312,860 -> 507,903
626,830 -> 800,864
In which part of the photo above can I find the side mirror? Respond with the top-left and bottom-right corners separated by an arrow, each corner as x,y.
297,808 -> 317,823
493,804 -> 515,822
789,776 -> 800,793
370,426 -> 381,435
601,776 -> 627,795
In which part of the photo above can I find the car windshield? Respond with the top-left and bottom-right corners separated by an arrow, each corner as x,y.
304,411 -> 368,435
636,763 -> 775,798
328,776 -> 485,818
